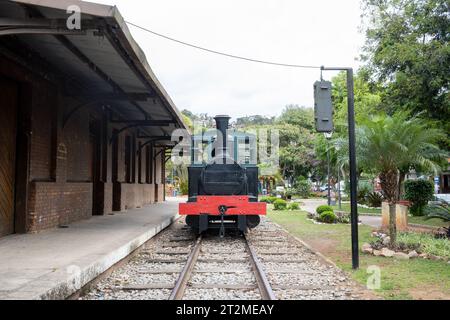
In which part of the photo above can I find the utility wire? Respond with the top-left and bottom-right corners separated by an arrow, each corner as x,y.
125,21 -> 321,69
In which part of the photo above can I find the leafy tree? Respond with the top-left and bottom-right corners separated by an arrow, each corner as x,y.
331,71 -> 382,124
277,124 -> 317,180
236,115 -> 275,127
361,0 -> 450,132
275,106 -> 317,182
276,105 -> 315,132
181,113 -> 194,131
293,177 -> 312,198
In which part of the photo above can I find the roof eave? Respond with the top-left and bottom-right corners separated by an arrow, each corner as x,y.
11,0 -> 190,134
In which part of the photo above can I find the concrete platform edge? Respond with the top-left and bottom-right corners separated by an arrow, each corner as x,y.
15,214 -> 179,300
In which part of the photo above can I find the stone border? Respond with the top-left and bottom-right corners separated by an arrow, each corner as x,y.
362,232 -> 449,263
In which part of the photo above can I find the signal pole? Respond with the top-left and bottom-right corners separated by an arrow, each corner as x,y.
320,67 -> 359,270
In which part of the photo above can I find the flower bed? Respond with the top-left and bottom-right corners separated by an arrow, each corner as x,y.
361,232 -> 450,263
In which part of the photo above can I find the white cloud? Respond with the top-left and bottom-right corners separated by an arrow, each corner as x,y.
91,0 -> 365,119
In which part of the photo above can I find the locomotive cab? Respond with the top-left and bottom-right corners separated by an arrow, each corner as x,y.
179,115 -> 266,235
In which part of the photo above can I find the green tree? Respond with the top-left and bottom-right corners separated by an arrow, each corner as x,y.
275,105 -> 316,181
361,0 -> 450,131
276,105 -> 315,132
357,111 -> 446,245
236,115 -> 275,127
331,71 -> 382,124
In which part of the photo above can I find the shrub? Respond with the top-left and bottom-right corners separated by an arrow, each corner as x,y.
357,182 -> 372,205
366,192 -> 383,208
319,211 -> 337,224
273,199 -> 288,211
335,211 -> 350,224
293,178 -> 312,198
260,196 -> 278,204
285,189 -> 294,200
424,200 -> 450,221
404,179 -> 434,216
316,205 -> 333,214
424,200 -> 450,238
397,232 -> 450,259
179,181 -> 188,195
260,197 -> 270,203
288,202 -> 300,210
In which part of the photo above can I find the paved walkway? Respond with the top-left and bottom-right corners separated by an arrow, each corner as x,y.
300,199 -> 382,228
0,198 -> 181,300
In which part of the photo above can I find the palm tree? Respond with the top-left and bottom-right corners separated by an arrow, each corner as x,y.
357,112 -> 446,245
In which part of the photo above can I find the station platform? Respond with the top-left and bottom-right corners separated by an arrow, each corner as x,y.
0,198 -> 181,300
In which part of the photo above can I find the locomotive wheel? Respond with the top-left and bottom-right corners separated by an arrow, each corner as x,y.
246,215 -> 261,229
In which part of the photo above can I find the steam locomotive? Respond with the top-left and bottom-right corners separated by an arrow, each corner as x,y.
179,115 -> 266,235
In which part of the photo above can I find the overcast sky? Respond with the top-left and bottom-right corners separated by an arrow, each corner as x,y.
92,0 -> 366,119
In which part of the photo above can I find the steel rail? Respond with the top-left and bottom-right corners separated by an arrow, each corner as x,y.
244,234 -> 277,300
169,235 -> 203,300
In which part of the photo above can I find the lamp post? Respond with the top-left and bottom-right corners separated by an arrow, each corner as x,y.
324,132 -> 333,206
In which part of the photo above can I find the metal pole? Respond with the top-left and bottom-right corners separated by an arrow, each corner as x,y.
327,143 -> 331,206
321,66 -> 359,269
346,68 -> 359,270
338,166 -> 342,210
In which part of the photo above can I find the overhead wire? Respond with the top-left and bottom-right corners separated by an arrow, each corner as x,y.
125,21 -> 322,70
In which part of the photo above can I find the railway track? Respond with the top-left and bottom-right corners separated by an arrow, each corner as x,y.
82,218 -> 370,300
168,234 -> 276,300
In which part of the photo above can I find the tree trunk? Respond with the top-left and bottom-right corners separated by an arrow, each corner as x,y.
398,171 -> 406,201
379,169 -> 399,246
389,202 -> 397,245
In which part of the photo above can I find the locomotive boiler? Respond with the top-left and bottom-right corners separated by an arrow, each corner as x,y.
179,115 -> 266,235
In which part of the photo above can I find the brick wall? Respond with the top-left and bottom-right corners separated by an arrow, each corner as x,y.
27,182 -> 92,232
0,48 -> 169,235
29,84 -> 55,181
64,104 -> 91,182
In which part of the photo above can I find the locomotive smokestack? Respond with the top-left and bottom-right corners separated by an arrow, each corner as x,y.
214,115 -> 231,162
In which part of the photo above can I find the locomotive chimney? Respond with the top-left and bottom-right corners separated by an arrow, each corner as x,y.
214,115 -> 231,162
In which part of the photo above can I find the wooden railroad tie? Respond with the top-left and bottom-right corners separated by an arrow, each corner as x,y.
162,243 -> 192,248
119,283 -> 174,290
146,258 -> 186,263
196,258 -> 249,263
137,269 -> 182,274
154,251 -> 190,255
193,268 -> 253,274
261,258 -> 308,263
188,284 -> 258,290
271,285 -> 337,291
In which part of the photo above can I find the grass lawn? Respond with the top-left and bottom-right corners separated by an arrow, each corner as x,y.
331,203 -> 381,215
330,204 -> 448,228
408,216 -> 449,228
268,208 -> 450,300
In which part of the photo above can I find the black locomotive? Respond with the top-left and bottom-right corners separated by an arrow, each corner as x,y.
179,115 -> 266,235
